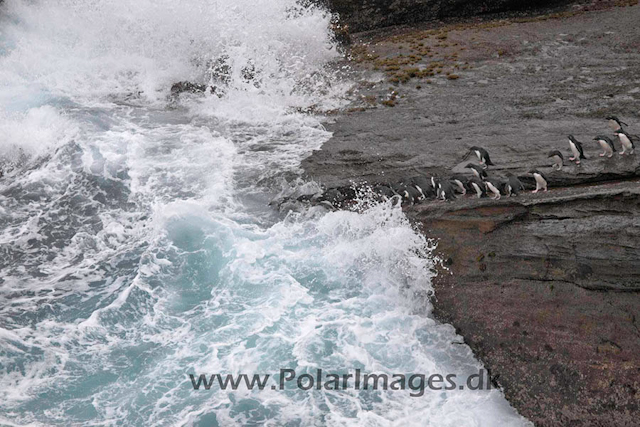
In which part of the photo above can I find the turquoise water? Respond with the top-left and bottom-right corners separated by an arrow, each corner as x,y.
0,1 -> 530,425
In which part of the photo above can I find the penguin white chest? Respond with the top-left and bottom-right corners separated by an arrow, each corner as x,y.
608,120 -> 619,131
569,141 -> 580,158
619,134 -> 632,149
487,182 -> 499,194
598,140 -> 611,151
534,174 -> 546,186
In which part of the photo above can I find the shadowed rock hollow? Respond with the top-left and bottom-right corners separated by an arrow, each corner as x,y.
322,0 -> 574,31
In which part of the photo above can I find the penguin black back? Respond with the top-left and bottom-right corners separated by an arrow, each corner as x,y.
547,150 -> 563,160
568,135 -> 586,159
469,146 -> 494,166
465,163 -> 488,179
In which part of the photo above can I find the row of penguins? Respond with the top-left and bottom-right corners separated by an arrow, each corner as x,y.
304,116 -> 636,209
398,116 -> 636,205
559,116 -> 636,167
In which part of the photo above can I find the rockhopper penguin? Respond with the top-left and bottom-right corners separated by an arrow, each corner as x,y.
593,135 -> 616,158
468,146 -> 494,169
504,172 -> 525,197
468,177 -> 486,199
449,175 -> 468,195
465,163 -> 488,179
484,178 -> 502,200
615,129 -> 635,155
607,116 -> 628,132
548,150 -> 564,170
568,135 -> 586,165
529,169 -> 548,193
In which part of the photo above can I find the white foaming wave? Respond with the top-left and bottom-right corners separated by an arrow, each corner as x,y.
94,201 -> 527,426
0,0 -> 339,109
0,2 -> 530,426
0,143 -> 531,426
115,120 -> 238,211
0,105 -> 79,168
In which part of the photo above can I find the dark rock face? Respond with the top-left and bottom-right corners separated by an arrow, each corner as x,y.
413,183 -> 640,425
303,3 -> 640,425
418,187 -> 640,426
413,184 -> 640,291
323,0 -> 572,32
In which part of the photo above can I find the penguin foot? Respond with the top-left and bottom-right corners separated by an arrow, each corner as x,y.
569,156 -> 575,161
532,190 -> 539,194
576,161 -> 581,165
600,153 -> 606,157
608,154 -> 613,158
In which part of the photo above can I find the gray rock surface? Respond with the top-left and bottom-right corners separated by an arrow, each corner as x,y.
415,180 -> 640,425
303,3 -> 640,425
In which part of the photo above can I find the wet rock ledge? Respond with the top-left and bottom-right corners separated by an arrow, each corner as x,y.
303,2 -> 640,426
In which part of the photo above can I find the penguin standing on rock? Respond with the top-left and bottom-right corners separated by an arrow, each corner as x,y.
568,135 -> 586,165
395,183 -> 422,205
607,116 -> 628,132
437,181 -> 457,201
409,176 -> 433,198
484,178 -> 502,200
465,163 -> 488,179
449,175 -> 468,195
504,172 -> 525,197
404,185 -> 423,204
468,177 -> 486,199
430,176 -> 440,192
468,146 -> 494,169
529,169 -> 548,193
373,184 -> 396,201
614,129 -> 635,155
593,135 -> 616,158
404,180 -> 426,201
390,183 -> 411,205
548,150 -> 564,170
407,176 -> 431,200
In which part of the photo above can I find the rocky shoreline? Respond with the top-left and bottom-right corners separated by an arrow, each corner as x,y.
303,1 -> 640,425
